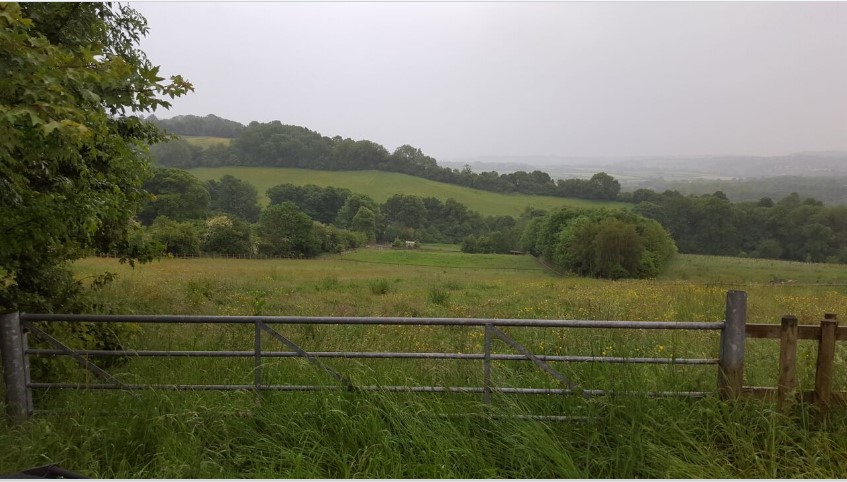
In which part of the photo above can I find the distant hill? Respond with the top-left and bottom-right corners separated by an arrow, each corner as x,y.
150,118 -> 623,202
150,114 -> 847,204
447,151 -> 847,186
657,176 -> 847,206
185,167 -> 627,218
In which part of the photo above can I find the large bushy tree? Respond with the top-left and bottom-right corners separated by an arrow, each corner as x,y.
631,190 -> 847,263
206,174 -> 261,222
335,193 -> 378,228
148,216 -> 202,256
257,202 -> 321,258
528,208 -> 676,279
137,168 -> 210,224
267,183 -> 351,224
0,3 -> 191,312
202,215 -> 253,256
350,206 -> 377,243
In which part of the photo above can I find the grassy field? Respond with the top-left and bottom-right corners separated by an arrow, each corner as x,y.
185,166 -> 628,217
2,248 -> 847,477
659,253 -> 847,285
181,135 -> 232,148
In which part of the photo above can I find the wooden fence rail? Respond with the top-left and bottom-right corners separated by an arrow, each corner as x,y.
744,313 -> 846,410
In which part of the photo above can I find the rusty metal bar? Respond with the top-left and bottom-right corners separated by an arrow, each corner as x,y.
20,313 -> 724,330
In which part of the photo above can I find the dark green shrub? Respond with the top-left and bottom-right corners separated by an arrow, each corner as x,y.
544,208 -> 676,279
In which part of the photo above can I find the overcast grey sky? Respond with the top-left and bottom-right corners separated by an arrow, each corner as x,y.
135,1 -> 847,161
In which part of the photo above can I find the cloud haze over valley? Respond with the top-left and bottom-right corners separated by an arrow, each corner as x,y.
137,2 -> 846,162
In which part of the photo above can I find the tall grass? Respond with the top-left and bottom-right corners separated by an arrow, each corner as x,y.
3,390 -> 846,478
2,249 -> 847,477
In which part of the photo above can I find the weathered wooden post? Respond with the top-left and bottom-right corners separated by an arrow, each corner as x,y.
814,313 -> 838,409
718,291 -> 746,400
1,312 -> 29,425
777,315 -> 798,411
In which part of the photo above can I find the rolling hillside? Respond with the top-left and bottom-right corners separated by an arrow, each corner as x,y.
186,167 -> 628,217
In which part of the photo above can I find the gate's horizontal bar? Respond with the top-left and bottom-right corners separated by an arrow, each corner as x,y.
20,313 -> 724,330
28,382 -> 711,398
27,409 -> 592,423
25,348 -> 719,365
437,413 -> 591,422
27,382 -> 485,393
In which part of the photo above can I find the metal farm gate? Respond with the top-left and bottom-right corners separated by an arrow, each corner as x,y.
2,291 -> 844,424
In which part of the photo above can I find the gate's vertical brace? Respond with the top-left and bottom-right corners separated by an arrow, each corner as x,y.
814,313 -> 838,409
777,315 -> 798,411
1,312 -> 29,425
21,329 -> 33,415
483,323 -> 492,406
254,320 -> 262,392
718,290 -> 746,400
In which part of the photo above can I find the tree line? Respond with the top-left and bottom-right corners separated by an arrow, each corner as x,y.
147,118 -> 622,201
131,169 -> 537,259
131,170 -> 363,259
132,168 -> 680,280
629,190 -> 847,264
636,175 -> 847,207
146,114 -> 245,138
138,166 -> 847,267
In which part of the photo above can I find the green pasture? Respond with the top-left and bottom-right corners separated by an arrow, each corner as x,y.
181,135 -> 231,148
2,249 -> 847,477
185,166 -> 627,217
658,254 -> 847,285
338,243 -> 543,270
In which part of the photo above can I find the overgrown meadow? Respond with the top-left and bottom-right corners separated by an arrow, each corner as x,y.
2,245 -> 847,477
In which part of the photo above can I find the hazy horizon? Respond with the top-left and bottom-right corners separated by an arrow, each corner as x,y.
136,2 -> 847,161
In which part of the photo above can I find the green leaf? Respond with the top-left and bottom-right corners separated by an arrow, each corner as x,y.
41,120 -> 62,135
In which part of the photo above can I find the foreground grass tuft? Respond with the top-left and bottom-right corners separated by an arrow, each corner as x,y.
2,392 -> 846,478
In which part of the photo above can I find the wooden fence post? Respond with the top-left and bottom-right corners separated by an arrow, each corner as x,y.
718,291 -> 747,400
777,315 -> 798,411
814,313 -> 838,409
0,312 -> 29,425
